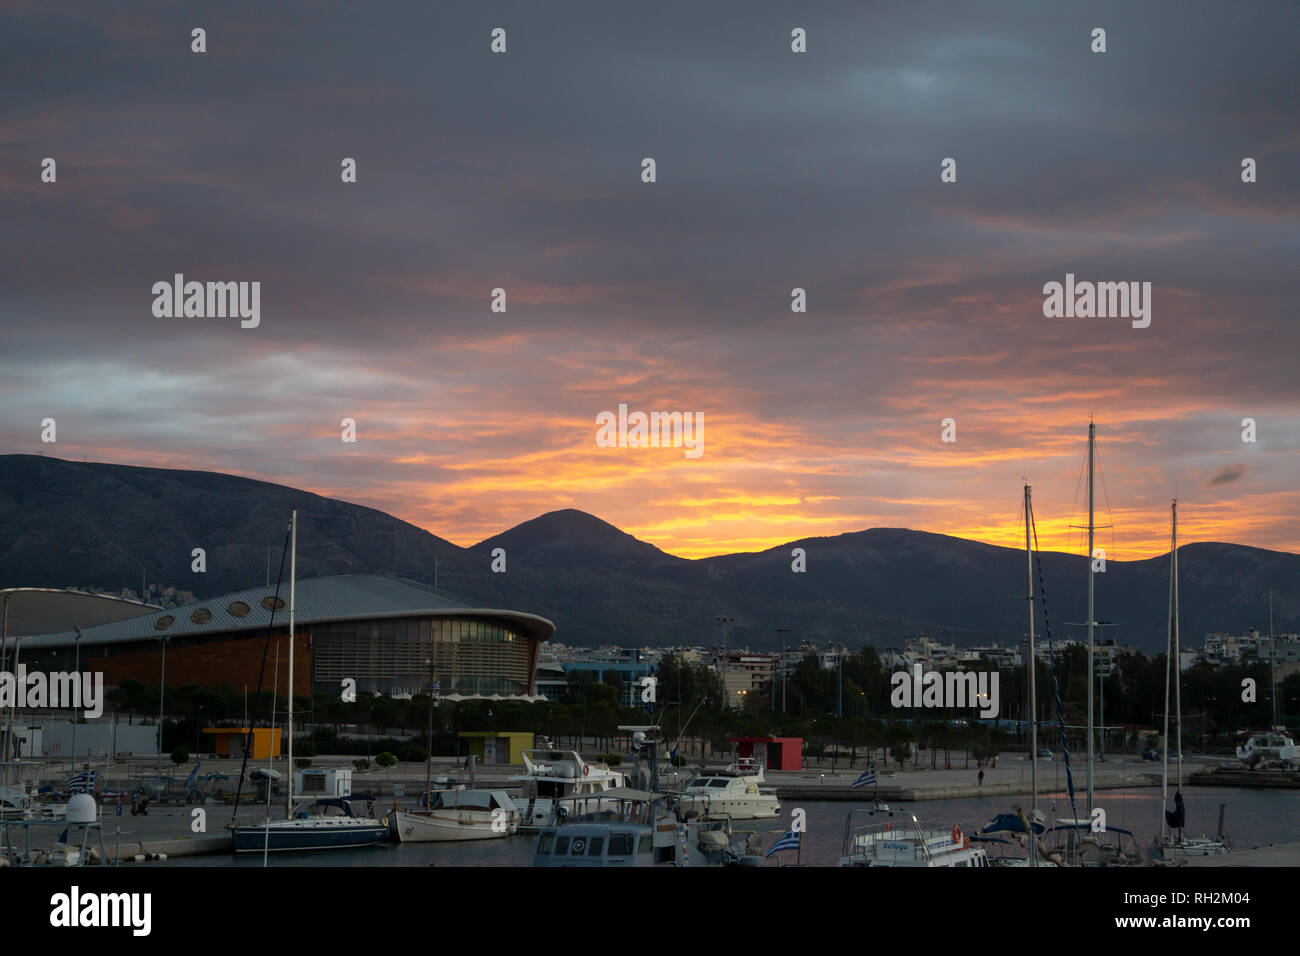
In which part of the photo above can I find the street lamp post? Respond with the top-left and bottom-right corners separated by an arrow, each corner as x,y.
776,627 -> 790,716
716,616 -> 733,708
71,627 -> 81,772
156,635 -> 168,786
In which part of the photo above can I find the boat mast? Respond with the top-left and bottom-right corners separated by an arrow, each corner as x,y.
425,659 -> 434,803
1172,501 -> 1182,795
1086,421 -> 1095,818
1161,499 -> 1174,843
1270,590 -> 1278,728
1,594 -> 9,790
1024,481 -> 1034,863
287,508 -> 296,818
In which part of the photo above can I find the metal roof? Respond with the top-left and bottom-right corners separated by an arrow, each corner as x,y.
16,574 -> 555,649
0,588 -> 161,636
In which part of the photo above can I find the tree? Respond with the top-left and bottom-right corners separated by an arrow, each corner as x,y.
115,678 -> 149,725
889,741 -> 912,771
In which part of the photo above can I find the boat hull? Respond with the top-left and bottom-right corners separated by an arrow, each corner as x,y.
675,796 -> 781,822
388,809 -> 518,843
231,821 -> 388,853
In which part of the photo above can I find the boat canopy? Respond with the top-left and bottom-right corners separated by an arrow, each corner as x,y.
981,811 -> 1045,836
428,789 -> 518,811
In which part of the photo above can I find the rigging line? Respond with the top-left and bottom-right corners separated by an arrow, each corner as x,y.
230,515 -> 293,826
1029,501 -> 1080,829
1092,439 -> 1119,561
1066,440 -> 1089,557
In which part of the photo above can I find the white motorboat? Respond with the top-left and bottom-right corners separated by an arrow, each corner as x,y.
674,757 -> 781,822
1236,731 -> 1299,769
840,810 -> 990,867
509,750 -> 626,830
387,789 -> 519,843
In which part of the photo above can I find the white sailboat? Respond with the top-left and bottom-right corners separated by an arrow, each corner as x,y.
982,484 -> 1062,866
1155,500 -> 1230,860
1043,423 -> 1140,867
387,789 -> 520,842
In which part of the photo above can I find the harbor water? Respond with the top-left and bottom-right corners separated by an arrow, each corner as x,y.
166,786 -> 1300,867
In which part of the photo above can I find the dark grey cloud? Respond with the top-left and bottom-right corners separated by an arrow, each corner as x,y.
1,0 -> 1297,554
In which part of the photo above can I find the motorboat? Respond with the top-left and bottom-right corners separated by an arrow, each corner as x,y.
387,789 -> 520,843
509,750 -> 626,830
1236,731 -> 1299,769
531,788 -> 726,867
673,757 -> 781,822
839,810 -> 989,867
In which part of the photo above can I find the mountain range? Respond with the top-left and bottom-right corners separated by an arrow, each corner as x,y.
1,454 -> 1295,654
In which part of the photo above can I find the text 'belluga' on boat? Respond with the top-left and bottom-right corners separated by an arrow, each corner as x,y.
839,809 -> 990,867
510,749 -> 626,831
387,789 -> 520,843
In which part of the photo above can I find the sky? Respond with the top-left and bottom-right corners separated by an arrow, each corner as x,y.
2,0 -> 1298,560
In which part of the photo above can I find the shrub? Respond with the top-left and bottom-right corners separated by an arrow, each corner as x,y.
399,746 -> 428,763
294,757 -> 312,769
603,753 -> 622,767
375,752 -> 398,769
170,746 -> 189,766
353,759 -> 370,772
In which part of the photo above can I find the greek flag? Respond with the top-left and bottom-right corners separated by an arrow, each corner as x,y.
765,828 -> 800,858
431,679 -> 441,693
66,770 -> 97,794
851,763 -> 877,789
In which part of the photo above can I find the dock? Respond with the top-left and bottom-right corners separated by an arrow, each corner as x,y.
1189,768 -> 1300,789
1186,843 -> 1300,866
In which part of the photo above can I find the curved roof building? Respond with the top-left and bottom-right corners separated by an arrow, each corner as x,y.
18,575 -> 555,699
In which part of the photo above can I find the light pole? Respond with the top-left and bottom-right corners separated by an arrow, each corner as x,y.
70,627 -> 81,772
837,643 -> 843,718
776,627 -> 790,716
716,617 -> 733,708
156,635 -> 168,786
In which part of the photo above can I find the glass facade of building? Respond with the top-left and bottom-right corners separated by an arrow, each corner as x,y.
311,615 -> 535,696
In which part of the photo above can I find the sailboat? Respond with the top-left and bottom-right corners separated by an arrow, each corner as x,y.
1154,500 -> 1230,861
978,484 -> 1061,866
1042,423 -> 1139,866
230,510 -> 388,853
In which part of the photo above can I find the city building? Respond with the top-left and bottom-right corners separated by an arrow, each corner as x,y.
562,653 -> 655,708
